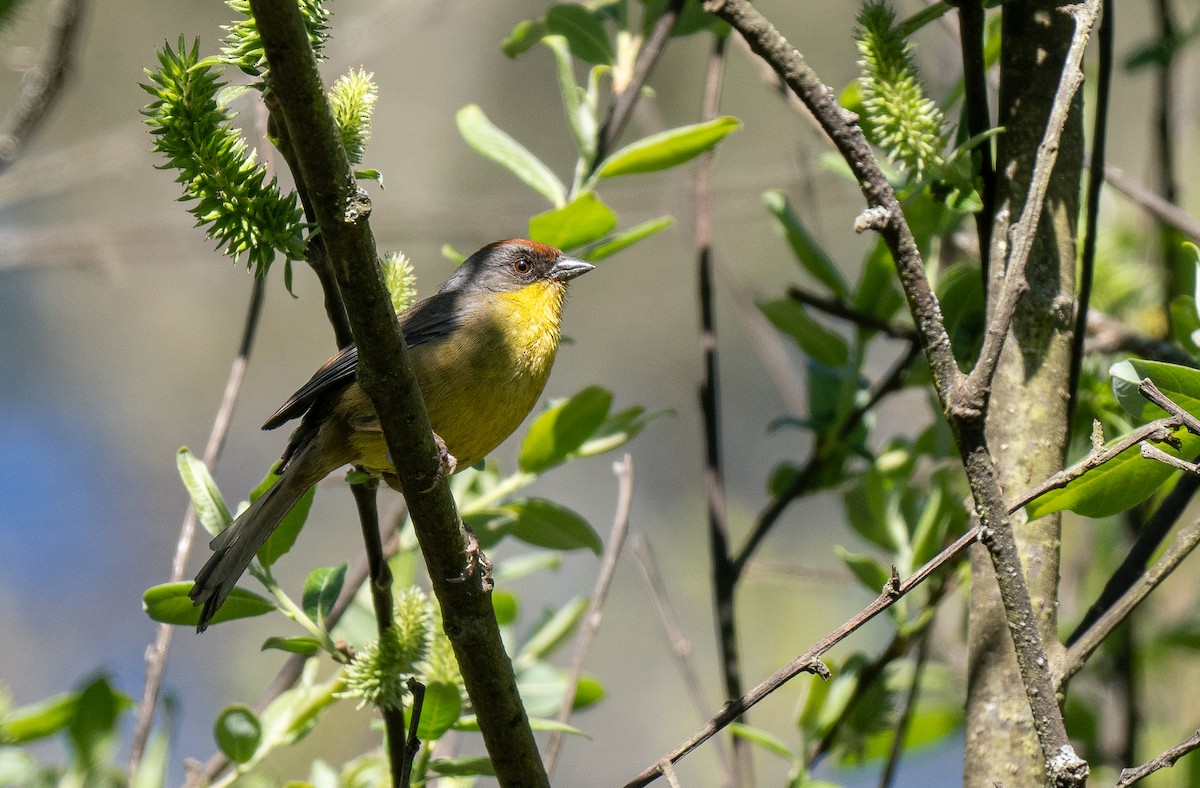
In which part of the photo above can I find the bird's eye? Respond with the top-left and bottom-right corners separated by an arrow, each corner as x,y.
513,258 -> 532,274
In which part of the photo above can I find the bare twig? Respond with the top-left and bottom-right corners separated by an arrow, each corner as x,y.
1068,0 -> 1114,425
0,0 -> 87,173
1116,728 -> 1200,787
198,513 -> 403,782
398,679 -> 425,788
1007,416 -> 1184,512
1061,513 -> 1200,685
968,1 -> 1099,394
879,623 -> 934,788
1086,311 -> 1198,367
544,455 -> 635,775
624,525 -> 981,787
787,286 -> 918,340
1104,165 -> 1200,241
631,535 -> 733,780
129,275 -> 267,776
955,0 -> 994,288
592,0 -> 685,169
690,30 -> 750,787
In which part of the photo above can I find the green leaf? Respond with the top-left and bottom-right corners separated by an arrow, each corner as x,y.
176,448 -> 232,537
835,546 -> 893,593
68,676 -> 128,772
143,582 -> 275,626
546,4 -> 613,64
252,471 -> 316,568
430,756 -> 496,777
762,190 -> 849,297
1111,359 -> 1200,422
517,596 -> 590,666
502,19 -> 547,58
1024,427 -> 1200,519
214,704 -> 261,764
413,681 -> 462,741
0,691 -> 78,744
528,192 -> 618,251
861,706 -> 961,759
519,385 -> 613,472
303,564 -> 347,628
581,216 -> 674,261
492,590 -> 519,625
574,405 -> 665,459
505,498 -> 603,554
1169,295 -> 1200,357
759,299 -> 849,367
456,104 -> 566,207
597,116 -> 741,178
571,674 -> 605,709
261,636 -> 321,655
853,238 -> 905,321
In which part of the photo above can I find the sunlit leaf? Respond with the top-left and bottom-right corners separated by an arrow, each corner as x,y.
303,564 -> 347,629
597,116 -> 741,178
143,582 -> 275,626
582,216 -> 674,261
456,104 -> 566,207
528,192 -> 617,251
504,499 -> 603,554
176,448 -> 232,537
214,705 -> 260,764
759,298 -> 849,367
519,386 -> 613,473
412,681 -> 462,741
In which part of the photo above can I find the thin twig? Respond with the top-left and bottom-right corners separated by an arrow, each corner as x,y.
1115,728 -> 1200,787
691,30 -> 750,788
623,526 -> 981,787
129,275 -> 267,776
1068,0 -> 1113,425
350,479 -> 407,785
955,0 -> 994,289
1007,416 -> 1184,512
592,0 -> 685,170
879,623 -> 934,788
0,0 -> 86,173
734,339 -> 921,576
1060,513 -> 1200,685
398,679 -> 425,788
787,286 -> 918,340
544,455 -> 635,775
631,535 -> 733,781
968,0 -> 1099,394
1065,464 -> 1200,648
198,509 -> 403,782
1103,165 -> 1200,241
1086,311 -> 1198,367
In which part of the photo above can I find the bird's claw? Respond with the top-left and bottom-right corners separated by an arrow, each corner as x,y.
417,433 -> 457,493
448,522 -> 493,592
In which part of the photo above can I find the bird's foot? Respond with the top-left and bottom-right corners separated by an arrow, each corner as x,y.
417,433 -> 457,493
448,522 -> 493,592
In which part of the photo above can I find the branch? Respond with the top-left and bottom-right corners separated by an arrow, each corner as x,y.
631,535 -> 733,781
1068,0 -> 1113,424
0,0 -> 86,174
592,0 -> 684,169
197,510 -> 403,782
1104,164 -> 1200,242
967,0 -> 1099,394
624,525 -> 981,787
787,286 -> 918,340
1116,728 -> 1200,787
544,455 -> 635,775
247,1 -> 546,783
129,275 -> 267,776
955,0 -> 995,287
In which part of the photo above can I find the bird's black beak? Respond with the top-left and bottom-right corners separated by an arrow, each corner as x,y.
550,256 -> 594,282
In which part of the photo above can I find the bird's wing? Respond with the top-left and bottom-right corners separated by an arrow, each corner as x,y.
260,290 -> 469,430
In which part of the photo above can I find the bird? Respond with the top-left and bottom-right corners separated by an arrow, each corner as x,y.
189,239 -> 593,631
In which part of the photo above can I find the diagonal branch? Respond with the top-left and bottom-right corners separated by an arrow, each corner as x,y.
1116,728 -> 1200,787
247,0 -> 546,783
967,1 -> 1100,394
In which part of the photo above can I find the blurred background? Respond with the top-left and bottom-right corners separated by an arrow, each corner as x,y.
0,0 -> 1193,785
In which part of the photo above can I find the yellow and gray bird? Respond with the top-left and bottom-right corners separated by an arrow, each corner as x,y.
190,239 -> 593,630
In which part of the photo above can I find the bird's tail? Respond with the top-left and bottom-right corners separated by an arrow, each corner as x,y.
190,473 -> 310,632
